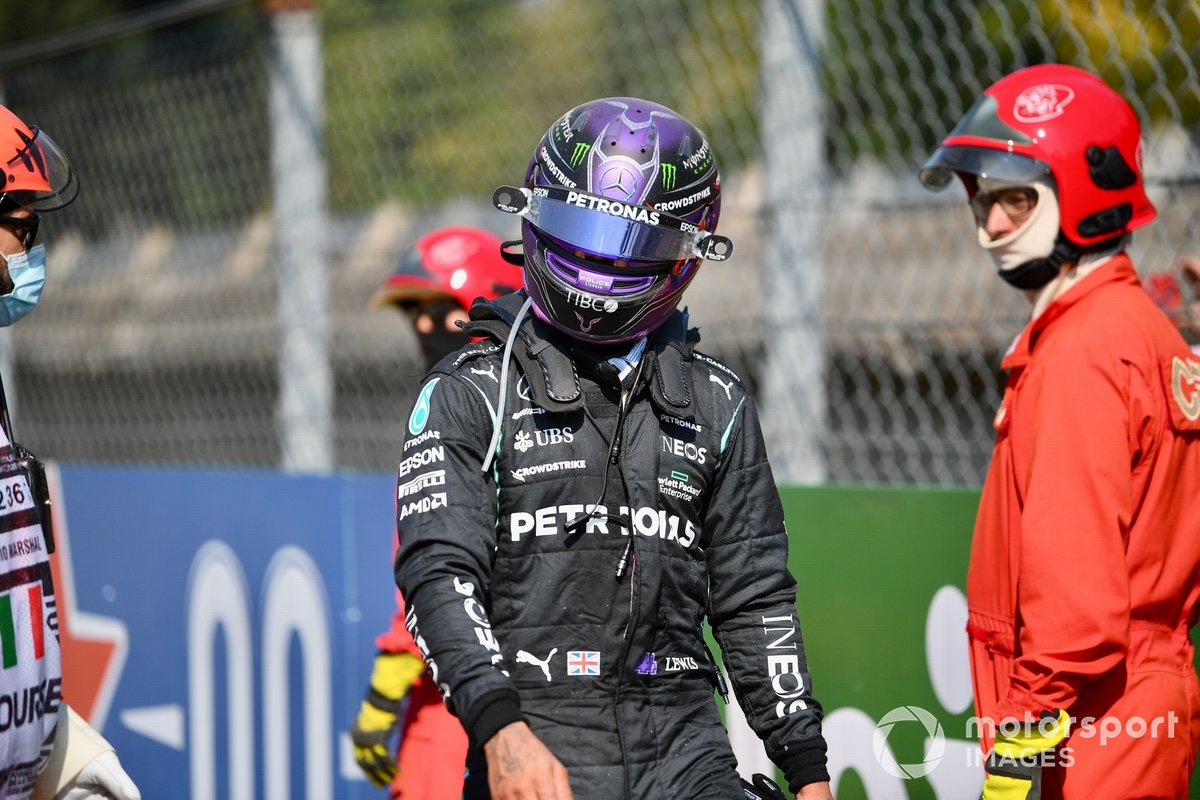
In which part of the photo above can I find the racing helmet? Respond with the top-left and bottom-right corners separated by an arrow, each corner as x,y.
368,226 -> 522,312
493,97 -> 731,343
920,64 -> 1154,257
0,105 -> 78,212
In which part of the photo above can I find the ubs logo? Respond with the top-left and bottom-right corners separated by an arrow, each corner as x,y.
514,427 -> 575,453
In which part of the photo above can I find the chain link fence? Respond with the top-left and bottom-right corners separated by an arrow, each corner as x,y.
1,0 -> 1197,484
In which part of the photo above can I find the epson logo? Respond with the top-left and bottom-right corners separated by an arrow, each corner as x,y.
398,446 -> 445,477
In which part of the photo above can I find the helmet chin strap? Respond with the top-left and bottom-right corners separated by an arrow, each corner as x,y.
499,239 -> 525,267
996,232 -> 1080,290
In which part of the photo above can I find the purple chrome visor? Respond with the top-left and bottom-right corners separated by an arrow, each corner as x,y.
492,184 -> 732,266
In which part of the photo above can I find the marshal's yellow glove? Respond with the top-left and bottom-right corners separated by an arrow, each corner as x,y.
349,652 -> 426,788
981,709 -> 1071,800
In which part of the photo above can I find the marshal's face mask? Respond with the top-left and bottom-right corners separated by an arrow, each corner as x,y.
0,243 -> 46,326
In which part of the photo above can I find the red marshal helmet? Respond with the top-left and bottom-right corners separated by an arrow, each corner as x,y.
369,226 -> 523,312
0,105 -> 78,211
920,63 -> 1155,248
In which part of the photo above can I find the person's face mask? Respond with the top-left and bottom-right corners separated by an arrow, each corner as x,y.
0,243 -> 46,326
417,329 -> 469,368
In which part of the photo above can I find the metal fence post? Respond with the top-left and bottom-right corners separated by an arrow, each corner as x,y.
267,0 -> 331,472
760,0 -> 828,485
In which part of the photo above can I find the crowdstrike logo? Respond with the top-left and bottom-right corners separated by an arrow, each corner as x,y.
873,705 -> 945,779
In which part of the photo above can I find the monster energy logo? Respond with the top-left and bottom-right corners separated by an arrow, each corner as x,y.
570,143 -> 590,167
661,164 -> 677,190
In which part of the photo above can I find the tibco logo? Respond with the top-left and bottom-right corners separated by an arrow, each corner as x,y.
566,290 -> 618,314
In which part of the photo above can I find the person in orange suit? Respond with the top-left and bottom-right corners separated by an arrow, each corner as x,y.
349,226 -> 522,798
921,64 -> 1200,799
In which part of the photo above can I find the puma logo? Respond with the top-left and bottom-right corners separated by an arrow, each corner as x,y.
470,363 -> 499,383
709,374 -> 733,400
516,648 -> 559,682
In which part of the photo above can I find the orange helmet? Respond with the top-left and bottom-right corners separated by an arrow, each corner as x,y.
0,105 -> 78,212
921,64 -> 1155,249
369,226 -> 523,312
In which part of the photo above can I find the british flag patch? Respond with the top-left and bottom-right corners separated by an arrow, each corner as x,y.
566,650 -> 600,676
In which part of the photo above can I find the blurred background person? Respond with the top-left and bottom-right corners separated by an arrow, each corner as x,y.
1142,253 -> 1200,353
349,226 -> 521,798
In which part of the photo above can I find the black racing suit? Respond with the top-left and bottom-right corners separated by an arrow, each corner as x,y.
394,294 -> 829,798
